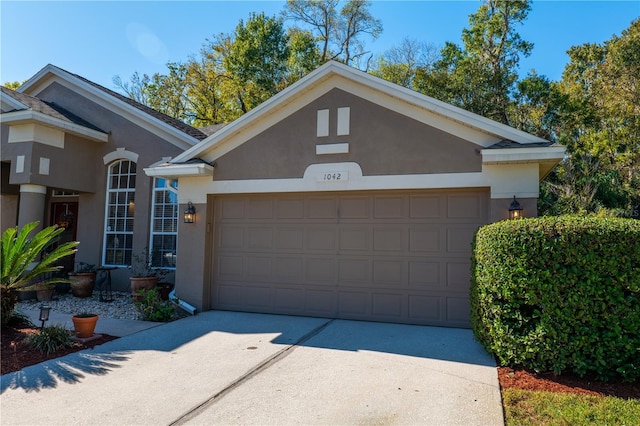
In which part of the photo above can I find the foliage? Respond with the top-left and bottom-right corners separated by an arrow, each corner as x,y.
129,247 -> 169,279
369,37 -> 439,90
73,262 -> 97,274
538,18 -> 640,216
414,0 -> 532,124
133,287 -> 176,322
2,81 -> 23,90
27,324 -> 73,356
471,216 -> 640,382
503,389 -> 640,426
283,0 -> 382,68
1,222 -> 78,327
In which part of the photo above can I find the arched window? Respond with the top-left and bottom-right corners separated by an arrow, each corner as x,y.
103,160 -> 136,266
150,178 -> 178,268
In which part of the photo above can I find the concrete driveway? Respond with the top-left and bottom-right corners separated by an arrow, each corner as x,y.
1,311 -> 502,425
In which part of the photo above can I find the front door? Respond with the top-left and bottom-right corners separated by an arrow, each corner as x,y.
49,202 -> 79,274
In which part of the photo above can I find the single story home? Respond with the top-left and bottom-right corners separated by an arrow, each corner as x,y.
2,61 -> 564,328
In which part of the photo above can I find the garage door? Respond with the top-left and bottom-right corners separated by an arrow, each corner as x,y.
210,189 -> 488,327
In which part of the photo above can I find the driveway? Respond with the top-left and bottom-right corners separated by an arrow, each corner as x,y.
1,311 -> 502,425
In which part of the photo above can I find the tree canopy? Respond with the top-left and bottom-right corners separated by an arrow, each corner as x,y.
106,3 -> 638,217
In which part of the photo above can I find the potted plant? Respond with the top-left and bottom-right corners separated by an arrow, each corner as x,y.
129,248 -> 167,300
71,312 -> 99,338
34,279 -> 55,301
69,262 -> 97,298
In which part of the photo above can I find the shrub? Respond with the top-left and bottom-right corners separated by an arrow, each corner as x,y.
471,215 -> 640,382
134,287 -> 176,322
27,324 -> 73,356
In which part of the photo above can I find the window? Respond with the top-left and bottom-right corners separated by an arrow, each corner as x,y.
150,178 -> 178,268
103,160 -> 136,266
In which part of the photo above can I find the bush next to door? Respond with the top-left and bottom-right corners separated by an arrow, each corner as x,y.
470,216 -> 640,382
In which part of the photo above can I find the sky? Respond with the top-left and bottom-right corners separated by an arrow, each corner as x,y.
1,1 -> 639,90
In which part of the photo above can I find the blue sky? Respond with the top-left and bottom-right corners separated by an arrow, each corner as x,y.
1,1 -> 638,89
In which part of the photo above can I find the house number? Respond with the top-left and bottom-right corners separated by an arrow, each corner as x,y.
317,171 -> 348,182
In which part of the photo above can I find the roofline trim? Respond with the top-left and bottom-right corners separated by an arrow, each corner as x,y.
19,65 -> 199,150
144,162 -> 215,178
0,109 -> 109,142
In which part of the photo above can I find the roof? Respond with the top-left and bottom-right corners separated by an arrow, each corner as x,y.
1,86 -> 105,132
486,140 -> 557,149
17,64 -> 206,149
62,68 -> 208,141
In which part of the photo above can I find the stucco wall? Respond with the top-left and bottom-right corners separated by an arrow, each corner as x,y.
26,83 -> 188,290
213,88 -> 482,181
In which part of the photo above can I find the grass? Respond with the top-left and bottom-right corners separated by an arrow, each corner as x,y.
503,388 -> 640,426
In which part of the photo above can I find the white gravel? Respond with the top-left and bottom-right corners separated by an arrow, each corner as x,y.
18,291 -> 143,320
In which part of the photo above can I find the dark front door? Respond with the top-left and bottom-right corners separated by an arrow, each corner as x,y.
49,202 -> 79,274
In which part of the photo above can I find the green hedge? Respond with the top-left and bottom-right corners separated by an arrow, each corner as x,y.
471,216 -> 640,382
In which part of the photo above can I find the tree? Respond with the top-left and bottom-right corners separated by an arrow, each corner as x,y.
414,0 -> 533,124
283,0 -> 382,68
539,19 -> 640,215
1,222 -> 78,327
2,81 -> 23,90
369,37 -> 439,90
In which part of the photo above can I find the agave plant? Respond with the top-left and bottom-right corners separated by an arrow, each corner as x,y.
1,222 -> 78,327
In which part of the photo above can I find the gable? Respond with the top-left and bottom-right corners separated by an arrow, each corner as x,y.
213,88 -> 481,181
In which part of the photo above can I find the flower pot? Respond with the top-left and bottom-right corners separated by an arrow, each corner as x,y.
156,283 -> 174,301
72,314 -> 99,338
36,286 -> 55,302
131,276 -> 158,300
70,272 -> 96,298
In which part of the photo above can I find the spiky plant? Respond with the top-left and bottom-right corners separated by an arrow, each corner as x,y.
1,222 -> 78,327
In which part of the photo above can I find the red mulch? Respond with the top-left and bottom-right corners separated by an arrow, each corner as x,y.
1,324 -> 119,375
498,366 -> 639,399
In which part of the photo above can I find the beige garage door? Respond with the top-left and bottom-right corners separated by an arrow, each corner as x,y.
210,189 -> 488,327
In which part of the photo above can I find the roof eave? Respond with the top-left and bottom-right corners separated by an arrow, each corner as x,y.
144,163 -> 215,178
0,110 -> 109,142
18,65 -> 200,149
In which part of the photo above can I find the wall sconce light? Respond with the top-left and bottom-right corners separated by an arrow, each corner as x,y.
184,202 -> 196,223
39,305 -> 51,329
509,195 -> 523,220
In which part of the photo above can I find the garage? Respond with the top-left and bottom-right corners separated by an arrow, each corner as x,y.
211,189 -> 488,327
145,61 -> 564,328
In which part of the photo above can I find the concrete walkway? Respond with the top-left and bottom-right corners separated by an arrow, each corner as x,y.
1,311 -> 503,425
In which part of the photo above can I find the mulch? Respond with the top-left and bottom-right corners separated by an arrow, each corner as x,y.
498,366 -> 639,399
1,324 -> 119,375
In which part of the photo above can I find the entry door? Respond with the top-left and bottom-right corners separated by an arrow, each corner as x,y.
49,202 -> 79,274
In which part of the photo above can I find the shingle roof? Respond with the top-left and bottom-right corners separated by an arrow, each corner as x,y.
60,68 -> 208,141
198,123 -> 229,136
486,139 -> 556,149
1,86 -> 106,132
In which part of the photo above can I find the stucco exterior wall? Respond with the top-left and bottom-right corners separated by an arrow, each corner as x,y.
213,88 -> 482,181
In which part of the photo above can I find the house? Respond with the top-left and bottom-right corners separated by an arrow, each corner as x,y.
1,64 -> 208,288
145,61 -> 565,328
2,61 -> 564,327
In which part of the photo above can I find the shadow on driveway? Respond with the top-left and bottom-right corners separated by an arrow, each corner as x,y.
1,310 -> 493,394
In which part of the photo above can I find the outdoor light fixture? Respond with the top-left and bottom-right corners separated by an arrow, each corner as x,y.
39,305 -> 51,329
509,195 -> 523,220
184,201 -> 196,223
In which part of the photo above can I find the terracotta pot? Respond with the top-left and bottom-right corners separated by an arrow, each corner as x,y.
36,286 -> 55,302
72,314 -> 99,338
131,276 -> 159,300
70,272 -> 96,298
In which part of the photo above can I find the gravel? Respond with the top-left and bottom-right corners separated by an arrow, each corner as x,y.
18,291 -> 143,320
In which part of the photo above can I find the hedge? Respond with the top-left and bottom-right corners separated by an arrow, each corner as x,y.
471,215 -> 640,382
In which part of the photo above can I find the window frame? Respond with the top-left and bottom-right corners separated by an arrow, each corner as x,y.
102,160 -> 136,267
149,177 -> 178,269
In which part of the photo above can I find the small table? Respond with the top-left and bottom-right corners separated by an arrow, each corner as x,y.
95,267 -> 117,302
